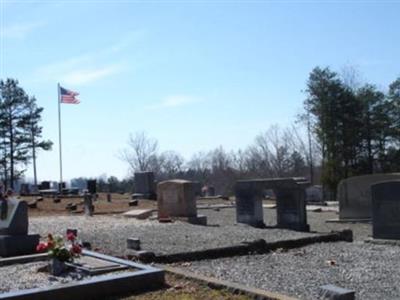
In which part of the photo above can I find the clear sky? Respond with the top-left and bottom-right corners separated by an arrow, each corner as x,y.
1,0 -> 399,182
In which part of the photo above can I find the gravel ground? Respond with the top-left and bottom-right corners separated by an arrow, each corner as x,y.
0,261 -> 131,293
30,209 -> 317,256
178,241 -> 400,300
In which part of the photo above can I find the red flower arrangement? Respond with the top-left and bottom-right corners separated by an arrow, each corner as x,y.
36,233 -> 82,262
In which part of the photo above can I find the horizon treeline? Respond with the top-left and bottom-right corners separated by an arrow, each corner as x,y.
7,66 -> 400,198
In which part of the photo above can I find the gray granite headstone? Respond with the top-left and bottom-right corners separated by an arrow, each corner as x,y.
371,180 -> 400,240
135,171 -> 155,199
338,173 -> 400,220
0,198 -> 40,257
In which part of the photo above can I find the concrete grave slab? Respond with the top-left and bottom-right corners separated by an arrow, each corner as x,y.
0,250 -> 165,300
123,209 -> 155,219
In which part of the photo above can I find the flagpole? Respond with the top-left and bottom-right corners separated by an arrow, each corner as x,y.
57,83 -> 63,193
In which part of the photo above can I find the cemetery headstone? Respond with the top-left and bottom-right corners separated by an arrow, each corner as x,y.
107,193 -> 112,202
127,238 -> 141,250
235,180 -> 264,227
371,180 -> 400,239
235,177 -> 310,231
0,198 -> 40,256
337,173 -> 400,220
87,180 -> 97,195
39,181 -> 51,190
84,193 -> 94,216
129,199 -> 138,206
157,179 -> 207,225
135,171 -> 156,199
306,185 -> 323,202
19,184 -> 31,196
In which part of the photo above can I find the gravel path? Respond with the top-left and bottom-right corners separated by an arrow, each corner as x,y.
30,209 -> 319,257
178,241 -> 400,300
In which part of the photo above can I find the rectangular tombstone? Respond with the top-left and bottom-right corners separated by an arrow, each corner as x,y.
39,181 -> 51,190
135,172 -> 155,197
371,180 -> 400,239
338,173 -> 400,220
87,180 -> 97,194
157,180 -> 197,219
276,187 -> 309,231
235,181 -> 264,227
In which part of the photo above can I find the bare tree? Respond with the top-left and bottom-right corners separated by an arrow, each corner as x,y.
120,131 -> 159,174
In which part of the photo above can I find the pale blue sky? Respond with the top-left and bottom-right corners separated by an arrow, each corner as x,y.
1,0 -> 399,181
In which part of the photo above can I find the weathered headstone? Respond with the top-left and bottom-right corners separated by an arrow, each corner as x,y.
337,173 -> 400,220
84,194 -> 94,216
157,179 -> 207,225
371,180 -> 400,239
306,185 -> 323,202
235,177 -> 310,231
135,171 -> 156,199
0,198 -> 40,257
106,193 -> 112,202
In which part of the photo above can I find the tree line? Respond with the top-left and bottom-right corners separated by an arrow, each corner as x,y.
304,67 -> 400,199
118,67 -> 399,198
0,79 -> 52,189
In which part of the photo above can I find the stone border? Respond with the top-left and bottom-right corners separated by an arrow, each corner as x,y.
0,250 -> 164,300
326,218 -> 371,223
161,265 -> 298,300
131,230 -> 353,263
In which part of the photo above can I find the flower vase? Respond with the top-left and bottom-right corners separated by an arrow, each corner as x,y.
49,258 -> 66,276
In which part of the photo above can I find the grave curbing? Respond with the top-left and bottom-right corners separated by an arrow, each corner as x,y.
160,265 -> 298,300
131,229 -> 353,263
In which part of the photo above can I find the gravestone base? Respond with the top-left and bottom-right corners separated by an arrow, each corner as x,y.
0,234 -> 40,257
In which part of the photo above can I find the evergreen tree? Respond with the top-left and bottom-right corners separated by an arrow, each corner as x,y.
0,79 -> 52,189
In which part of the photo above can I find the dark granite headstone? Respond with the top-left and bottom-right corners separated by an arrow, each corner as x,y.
371,180 -> 400,239
135,172 -> 155,199
235,177 -> 310,231
87,180 -> 97,194
39,181 -> 51,190
0,198 -> 28,235
276,186 -> 309,231
235,181 -> 264,227
0,198 -> 40,256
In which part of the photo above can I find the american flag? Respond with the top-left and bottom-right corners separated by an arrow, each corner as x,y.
59,86 -> 80,104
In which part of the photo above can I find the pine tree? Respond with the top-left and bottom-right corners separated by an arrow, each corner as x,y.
0,79 -> 52,189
